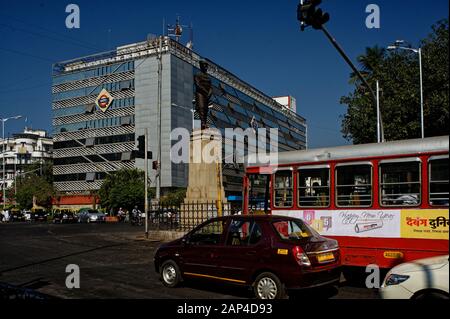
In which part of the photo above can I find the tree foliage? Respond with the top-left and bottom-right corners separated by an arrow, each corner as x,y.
10,162 -> 54,209
341,19 -> 449,144
161,188 -> 187,206
98,168 -> 152,212
13,174 -> 54,210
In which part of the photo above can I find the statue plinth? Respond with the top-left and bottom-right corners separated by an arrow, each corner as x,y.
184,129 -> 227,204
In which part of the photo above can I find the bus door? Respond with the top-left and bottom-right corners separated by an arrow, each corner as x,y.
245,173 -> 271,215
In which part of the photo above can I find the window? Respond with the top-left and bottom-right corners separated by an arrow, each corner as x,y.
273,170 -> 293,207
85,104 -> 95,114
298,167 -> 330,207
272,219 -> 315,241
380,160 -> 421,207
248,174 -> 271,214
226,220 -> 262,246
85,137 -> 95,147
85,172 -> 96,182
189,220 -> 225,246
429,157 -> 449,206
336,164 -> 372,207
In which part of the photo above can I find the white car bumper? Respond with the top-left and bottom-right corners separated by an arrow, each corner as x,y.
380,284 -> 414,299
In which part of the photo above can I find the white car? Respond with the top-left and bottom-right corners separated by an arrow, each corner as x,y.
380,255 -> 449,299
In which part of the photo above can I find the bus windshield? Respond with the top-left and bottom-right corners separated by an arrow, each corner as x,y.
248,174 -> 270,214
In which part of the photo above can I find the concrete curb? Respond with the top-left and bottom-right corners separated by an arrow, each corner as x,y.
135,230 -> 187,242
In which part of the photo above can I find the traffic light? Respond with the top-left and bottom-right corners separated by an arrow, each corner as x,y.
152,161 -> 159,171
297,0 -> 329,31
133,135 -> 152,159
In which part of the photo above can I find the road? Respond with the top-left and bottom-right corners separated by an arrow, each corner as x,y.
0,222 -> 379,299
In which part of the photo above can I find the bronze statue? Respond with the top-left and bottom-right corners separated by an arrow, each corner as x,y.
194,61 -> 213,130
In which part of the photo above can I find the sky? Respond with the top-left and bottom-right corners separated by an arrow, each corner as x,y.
0,0 -> 448,148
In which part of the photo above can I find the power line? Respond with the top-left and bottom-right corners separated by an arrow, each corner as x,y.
0,47 -> 53,62
0,23 -> 97,51
0,13 -> 99,50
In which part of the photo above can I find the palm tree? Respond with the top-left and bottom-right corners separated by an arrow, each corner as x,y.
350,46 -> 386,85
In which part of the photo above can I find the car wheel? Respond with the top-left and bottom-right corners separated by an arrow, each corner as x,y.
253,272 -> 287,300
160,260 -> 182,288
414,291 -> 449,300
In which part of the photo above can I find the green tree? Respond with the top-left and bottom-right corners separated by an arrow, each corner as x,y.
98,168 -> 153,212
13,174 -> 54,210
161,188 -> 187,206
341,19 -> 449,144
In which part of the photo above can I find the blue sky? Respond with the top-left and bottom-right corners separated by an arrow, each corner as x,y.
0,0 -> 448,148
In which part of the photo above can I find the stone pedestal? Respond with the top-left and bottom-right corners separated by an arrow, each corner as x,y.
182,129 -> 227,226
184,129 -> 227,204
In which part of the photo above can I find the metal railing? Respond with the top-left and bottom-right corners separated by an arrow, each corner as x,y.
145,201 -> 233,232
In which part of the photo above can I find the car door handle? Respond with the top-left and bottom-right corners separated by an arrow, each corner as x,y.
246,251 -> 257,256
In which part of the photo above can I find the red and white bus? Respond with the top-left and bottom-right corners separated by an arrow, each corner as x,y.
243,136 -> 449,269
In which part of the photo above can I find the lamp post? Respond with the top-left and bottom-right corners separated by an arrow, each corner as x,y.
387,40 -> 424,139
1,115 -> 23,209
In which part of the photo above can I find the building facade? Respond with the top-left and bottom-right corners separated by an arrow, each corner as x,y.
0,128 -> 53,190
52,37 -> 307,199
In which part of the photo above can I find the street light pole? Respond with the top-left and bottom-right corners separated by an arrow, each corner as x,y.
419,48 -> 424,139
387,41 -> 424,139
1,115 -> 23,210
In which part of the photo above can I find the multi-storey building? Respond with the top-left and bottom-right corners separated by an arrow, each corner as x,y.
0,128 -> 53,191
52,37 -> 307,202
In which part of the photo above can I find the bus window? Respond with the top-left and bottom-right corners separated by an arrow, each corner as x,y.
274,170 -> 293,208
248,174 -> 270,214
429,158 -> 449,207
298,167 -> 330,207
380,161 -> 421,207
336,164 -> 372,207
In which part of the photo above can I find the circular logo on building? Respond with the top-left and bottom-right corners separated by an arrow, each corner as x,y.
98,95 -> 110,108
95,89 -> 114,113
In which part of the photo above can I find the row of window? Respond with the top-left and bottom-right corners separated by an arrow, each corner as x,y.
53,152 -> 127,166
262,157 -> 448,208
53,97 -> 136,118
53,79 -> 135,102
53,134 -> 135,150
213,92 -> 306,137
53,115 -> 135,134
53,61 -> 135,86
203,72 -> 306,135
54,172 -> 107,183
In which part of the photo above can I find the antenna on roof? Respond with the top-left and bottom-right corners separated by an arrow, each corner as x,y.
167,16 -> 194,49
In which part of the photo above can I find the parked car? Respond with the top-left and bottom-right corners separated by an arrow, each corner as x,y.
78,209 -> 106,223
31,209 -> 49,222
10,209 -> 26,222
154,215 -> 341,299
53,209 -> 77,224
380,255 -> 449,299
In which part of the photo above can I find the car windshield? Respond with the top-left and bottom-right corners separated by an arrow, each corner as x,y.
272,219 -> 318,241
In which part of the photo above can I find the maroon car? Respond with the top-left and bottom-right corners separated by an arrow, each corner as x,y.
154,215 -> 341,299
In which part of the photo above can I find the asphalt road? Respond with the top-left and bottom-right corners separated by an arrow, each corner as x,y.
0,222 -> 379,299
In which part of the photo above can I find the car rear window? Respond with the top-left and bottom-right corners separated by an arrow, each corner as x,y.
272,219 -> 317,240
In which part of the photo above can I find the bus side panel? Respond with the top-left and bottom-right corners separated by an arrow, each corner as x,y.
330,236 -> 449,269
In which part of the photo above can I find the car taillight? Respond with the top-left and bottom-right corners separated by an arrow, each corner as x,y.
292,246 -> 311,267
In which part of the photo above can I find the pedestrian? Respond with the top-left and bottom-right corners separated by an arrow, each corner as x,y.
118,207 -> 125,222
3,209 -> 10,222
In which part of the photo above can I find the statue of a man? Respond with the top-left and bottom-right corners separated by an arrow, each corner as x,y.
194,60 -> 213,130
